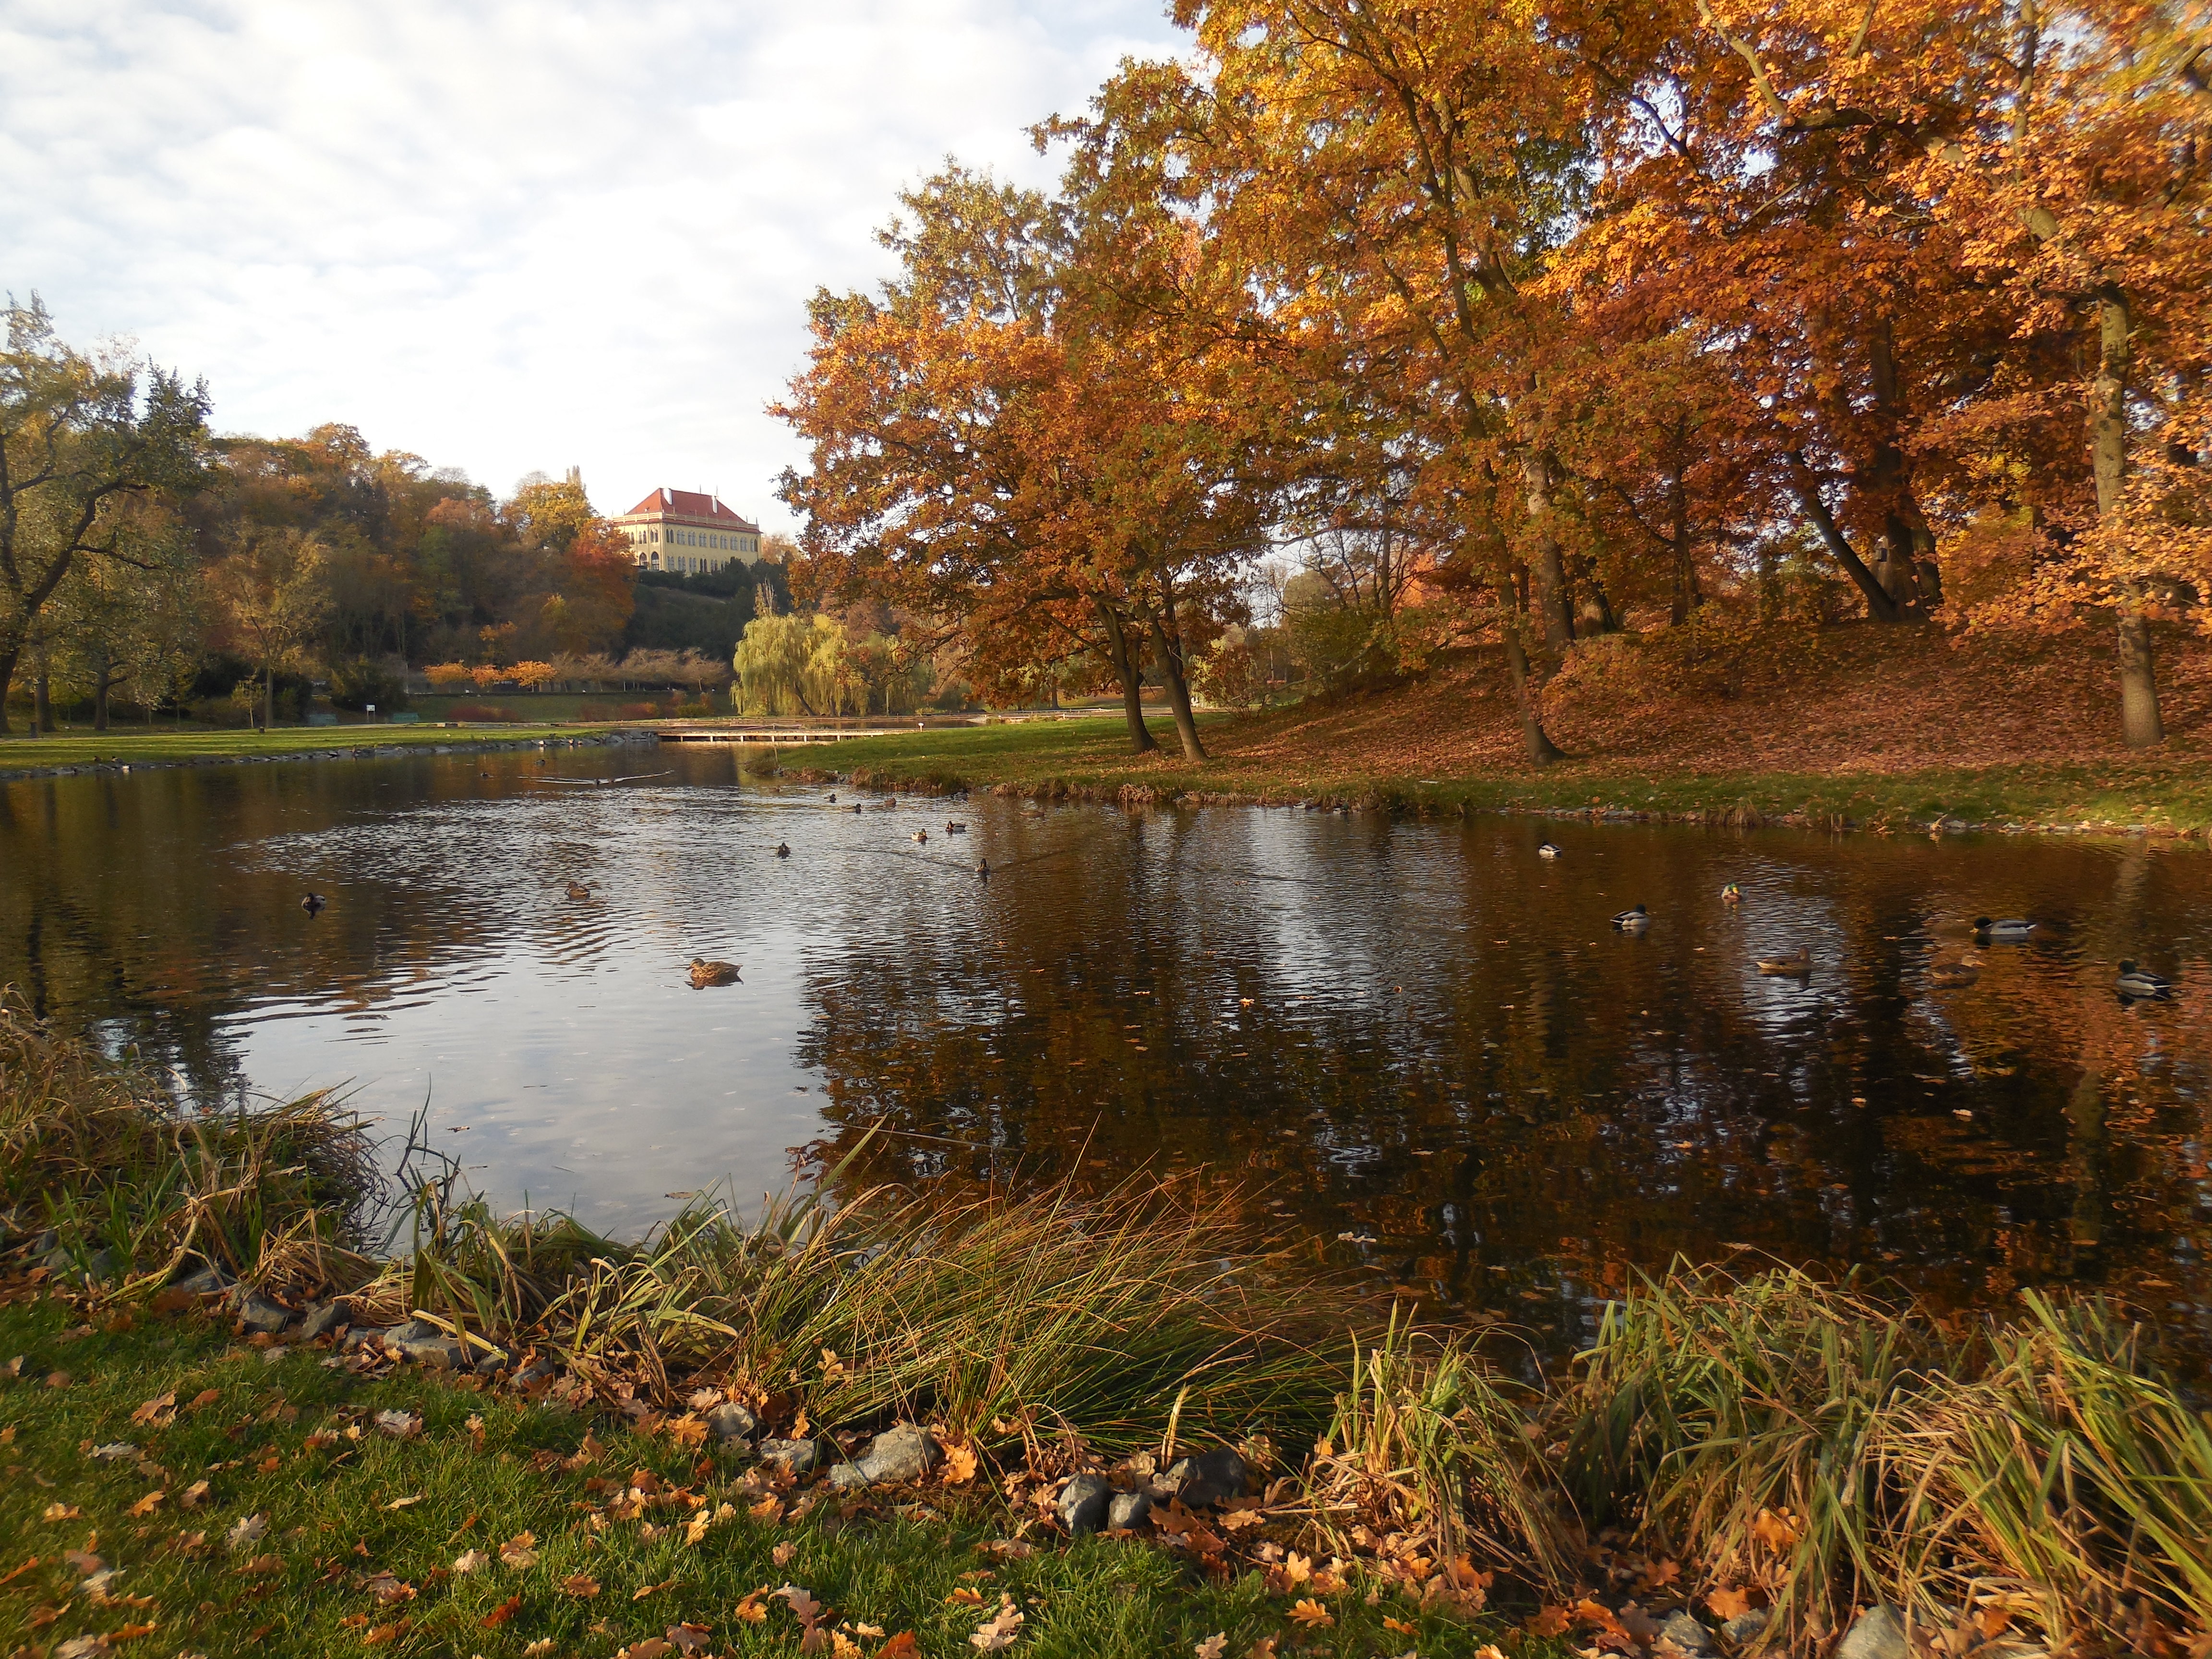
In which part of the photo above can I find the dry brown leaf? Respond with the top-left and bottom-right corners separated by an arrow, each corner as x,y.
733,1590 -> 770,1624
1383,1616 -> 1418,1635
42,1504 -> 82,1522
1194,1635 -> 1227,1659
187,1389 -> 221,1411
383,1494 -> 421,1512
130,1393 -> 176,1427
749,1495 -> 783,1523
1526,1606 -> 1574,1637
1749,1509 -> 1801,1550
772,1540 -> 797,1567
943,1443 -> 979,1484
947,1586 -> 987,1607
969,1596 -> 1024,1652
633,1575 -> 677,1599
452,1549 -> 489,1575
365,1573 -> 415,1604
1706,1586 -> 1753,1622
560,1573 -> 602,1598
1289,1598 -> 1334,1629
665,1623 -> 713,1654
521,1641 -> 554,1657
480,1593 -> 523,1628
362,1618 -> 409,1647
878,1635 -> 921,1659
498,1532 -> 539,1569
621,1641 -> 673,1659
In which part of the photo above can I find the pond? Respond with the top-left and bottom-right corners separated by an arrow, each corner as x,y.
5,744 -> 2210,1360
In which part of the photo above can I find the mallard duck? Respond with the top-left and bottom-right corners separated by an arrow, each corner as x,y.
912,829 -> 928,844
827,793 -> 838,804
1755,947 -> 1812,975
1928,951 -> 1983,988
2117,960 -> 2172,999
775,843 -> 791,858
1721,883 -> 1742,905
1974,916 -> 2036,942
976,857 -> 991,878
947,821 -> 967,833
852,803 -> 863,814
688,958 -> 741,988
1611,903 -> 1650,932
1537,842 -> 1561,860
301,893 -> 326,915
564,881 -> 594,902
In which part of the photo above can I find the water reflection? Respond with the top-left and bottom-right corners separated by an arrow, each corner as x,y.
4,750 -> 2209,1358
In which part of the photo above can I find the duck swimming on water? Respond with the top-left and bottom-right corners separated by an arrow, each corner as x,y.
301,893 -> 326,915
1536,842 -> 1560,861
775,843 -> 791,858
564,881 -> 595,902
1928,951 -> 1983,987
2117,960 -> 2172,999
1755,947 -> 1812,975
1975,916 -> 2036,942
688,958 -> 741,988
1721,883 -> 1742,905
1611,903 -> 1650,932
912,829 -> 928,844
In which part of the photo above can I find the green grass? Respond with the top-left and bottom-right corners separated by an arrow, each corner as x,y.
0,1297 -> 1541,1659
757,717 -> 2212,833
0,723 -> 618,774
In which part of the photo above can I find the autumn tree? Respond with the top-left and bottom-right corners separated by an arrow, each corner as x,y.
0,296 -> 210,732
210,528 -> 332,729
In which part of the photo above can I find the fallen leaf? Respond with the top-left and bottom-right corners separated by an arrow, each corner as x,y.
665,1413 -> 708,1449
1290,1598 -> 1334,1629
1195,1635 -> 1227,1659
665,1623 -> 713,1654
452,1549 -> 489,1575
235,1554 -> 284,1577
109,1623 -> 157,1640
947,1587 -> 987,1607
365,1573 -> 416,1604
772,1540 -> 797,1567
361,1618 -> 409,1647
733,1590 -> 769,1624
748,1494 -> 782,1523
969,1596 -> 1024,1653
498,1532 -> 539,1569
634,1575 -> 678,1600
778,1585 -> 824,1624
1749,1508 -> 1801,1550
1383,1616 -> 1418,1635
1282,1551 -> 1313,1586
1526,1605 -> 1574,1637
225,1514 -> 268,1552
481,1593 -> 523,1628
66,1550 -> 107,1576
560,1573 -> 602,1598
383,1495 -> 422,1511
127,1492 -> 166,1518
830,1636 -> 862,1659
622,1641 -> 673,1659
373,1410 -> 422,1441
130,1393 -> 177,1428
43,1503 -> 83,1522
187,1390 -> 222,1411
1706,1586 -> 1753,1622
89,1442 -> 139,1462
943,1443 -> 979,1484
179,1480 -> 209,1509
878,1636 -> 921,1659
522,1642 -> 554,1658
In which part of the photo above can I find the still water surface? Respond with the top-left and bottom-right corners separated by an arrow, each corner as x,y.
5,745 -> 2210,1355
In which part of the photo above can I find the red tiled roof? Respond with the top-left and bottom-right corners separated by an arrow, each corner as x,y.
617,488 -> 759,531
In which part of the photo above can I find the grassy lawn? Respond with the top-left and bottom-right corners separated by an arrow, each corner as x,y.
761,716 -> 2212,833
0,724 -> 615,774
0,1295 -> 1534,1659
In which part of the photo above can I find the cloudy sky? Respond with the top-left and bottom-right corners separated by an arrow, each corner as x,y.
1,0 -> 1184,529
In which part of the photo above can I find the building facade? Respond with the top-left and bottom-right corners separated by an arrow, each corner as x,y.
610,489 -> 763,574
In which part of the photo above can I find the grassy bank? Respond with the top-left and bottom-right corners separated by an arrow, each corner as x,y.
6,1002 -> 2212,1654
758,716 -> 2212,834
0,723 -> 618,775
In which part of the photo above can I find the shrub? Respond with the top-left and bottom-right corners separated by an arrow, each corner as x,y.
446,701 -> 519,723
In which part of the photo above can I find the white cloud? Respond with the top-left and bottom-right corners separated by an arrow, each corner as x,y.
0,0 -> 1183,527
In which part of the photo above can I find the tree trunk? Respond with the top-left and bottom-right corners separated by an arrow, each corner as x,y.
1142,593 -> 1207,763
1787,450 -> 1903,622
1520,450 -> 1575,652
94,667 -> 111,731
33,667 -> 51,736
1093,596 -> 1159,755
0,645 -> 16,735
264,662 -> 275,731
1667,459 -> 1700,625
2092,289 -> 2163,748
1866,319 -> 1931,616
1495,579 -> 1564,764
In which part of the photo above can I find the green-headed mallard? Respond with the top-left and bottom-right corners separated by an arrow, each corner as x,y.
1974,916 -> 2035,942
1721,883 -> 1742,905
1611,903 -> 1650,931
2117,960 -> 2172,999
1537,842 -> 1561,861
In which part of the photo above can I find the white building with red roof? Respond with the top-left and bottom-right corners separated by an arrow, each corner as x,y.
609,488 -> 763,574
